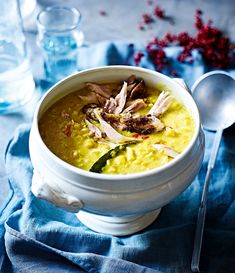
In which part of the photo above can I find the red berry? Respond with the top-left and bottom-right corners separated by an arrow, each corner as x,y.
154,5 -> 165,19
142,13 -> 154,24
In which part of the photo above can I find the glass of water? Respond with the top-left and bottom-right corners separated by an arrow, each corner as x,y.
0,0 -> 35,114
36,6 -> 84,83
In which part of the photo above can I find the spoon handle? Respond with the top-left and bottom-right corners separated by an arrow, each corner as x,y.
208,129 -> 223,169
191,129 -> 223,272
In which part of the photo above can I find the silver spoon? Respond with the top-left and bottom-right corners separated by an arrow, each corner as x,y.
190,71 -> 235,272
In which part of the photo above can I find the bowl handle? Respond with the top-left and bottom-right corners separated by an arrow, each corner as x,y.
173,78 -> 191,94
31,170 -> 83,212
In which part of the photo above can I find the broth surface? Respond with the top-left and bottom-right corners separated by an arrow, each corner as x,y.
39,81 -> 194,174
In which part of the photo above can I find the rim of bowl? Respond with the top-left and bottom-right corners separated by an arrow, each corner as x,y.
34,65 -> 201,181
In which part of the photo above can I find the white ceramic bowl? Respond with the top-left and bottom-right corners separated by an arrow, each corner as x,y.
29,66 -> 205,236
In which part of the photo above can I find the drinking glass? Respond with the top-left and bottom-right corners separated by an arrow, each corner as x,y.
36,6 -> 84,83
0,0 -> 35,114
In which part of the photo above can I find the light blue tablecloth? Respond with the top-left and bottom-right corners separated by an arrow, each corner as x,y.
0,42 -> 235,273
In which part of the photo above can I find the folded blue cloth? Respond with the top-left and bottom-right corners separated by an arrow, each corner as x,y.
1,42 -> 235,273
77,42 -> 205,87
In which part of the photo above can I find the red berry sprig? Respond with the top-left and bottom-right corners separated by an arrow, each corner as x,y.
134,9 -> 235,71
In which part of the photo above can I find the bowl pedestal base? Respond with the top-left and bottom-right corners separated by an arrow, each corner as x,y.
76,208 -> 161,236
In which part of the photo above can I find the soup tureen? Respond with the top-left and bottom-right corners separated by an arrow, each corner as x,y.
29,66 -> 204,235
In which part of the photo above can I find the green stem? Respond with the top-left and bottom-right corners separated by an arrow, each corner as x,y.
89,142 -> 137,173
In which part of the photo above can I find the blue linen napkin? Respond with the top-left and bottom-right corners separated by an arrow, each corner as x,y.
1,42 -> 235,273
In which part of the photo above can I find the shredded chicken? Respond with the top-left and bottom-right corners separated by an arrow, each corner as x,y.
101,112 -> 122,128
78,91 -> 107,106
122,99 -> 146,114
148,91 -> 172,116
127,74 -> 136,85
153,144 -> 179,158
78,92 -> 98,104
129,79 -> 146,99
81,76 -> 174,140
104,97 -> 116,113
86,83 -> 113,99
82,104 -> 99,121
127,82 -> 137,92
127,75 -> 137,92
113,81 -> 128,114
104,81 -> 128,114
85,119 -> 104,138
94,109 -> 138,143
122,114 -> 165,134
101,112 -> 164,134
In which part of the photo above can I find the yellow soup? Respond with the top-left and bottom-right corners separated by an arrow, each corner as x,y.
39,80 -> 194,174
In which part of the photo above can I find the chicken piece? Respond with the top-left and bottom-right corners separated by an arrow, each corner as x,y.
86,83 -> 113,99
94,109 -> 138,143
101,112 -> 123,129
104,81 -> 128,114
153,144 -> 179,158
113,81 -> 128,114
122,114 -> 165,134
101,111 -> 164,134
122,99 -> 146,114
127,74 -> 136,85
82,103 -> 99,121
78,91 -> 107,106
104,97 -> 117,113
126,75 -> 137,92
148,91 -> 172,116
129,80 -> 146,99
127,82 -> 137,93
85,119 -> 104,138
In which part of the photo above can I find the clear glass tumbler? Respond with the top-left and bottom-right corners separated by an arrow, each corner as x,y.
36,6 -> 84,83
0,0 -> 35,114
